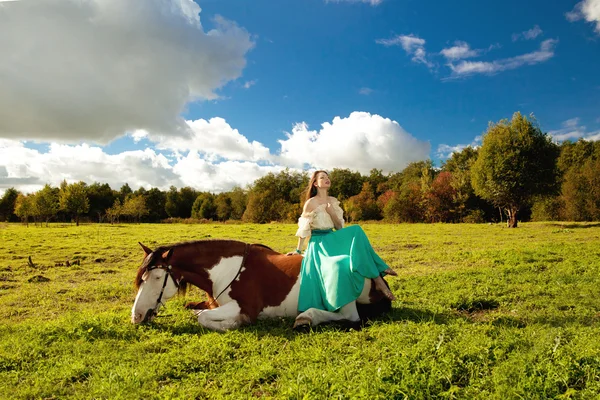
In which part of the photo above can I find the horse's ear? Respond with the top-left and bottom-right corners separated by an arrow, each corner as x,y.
139,242 -> 153,256
162,248 -> 173,261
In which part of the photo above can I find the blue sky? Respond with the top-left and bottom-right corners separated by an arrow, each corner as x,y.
0,0 -> 599,194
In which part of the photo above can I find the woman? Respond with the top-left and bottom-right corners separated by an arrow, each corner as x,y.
287,170 -> 397,313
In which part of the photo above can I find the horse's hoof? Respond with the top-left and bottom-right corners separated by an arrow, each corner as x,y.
293,317 -> 312,332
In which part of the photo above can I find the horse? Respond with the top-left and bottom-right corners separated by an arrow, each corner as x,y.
131,239 -> 392,332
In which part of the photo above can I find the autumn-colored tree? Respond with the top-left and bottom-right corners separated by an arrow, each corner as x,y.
346,182 -> 381,221
424,171 -> 457,222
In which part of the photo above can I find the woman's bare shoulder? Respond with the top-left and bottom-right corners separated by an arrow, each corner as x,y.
303,198 -> 319,212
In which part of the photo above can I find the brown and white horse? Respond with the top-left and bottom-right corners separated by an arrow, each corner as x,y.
131,240 -> 392,331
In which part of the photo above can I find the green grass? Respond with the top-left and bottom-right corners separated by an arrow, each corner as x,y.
1,222 -> 599,399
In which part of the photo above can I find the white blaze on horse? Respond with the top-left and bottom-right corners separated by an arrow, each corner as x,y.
131,240 -> 392,332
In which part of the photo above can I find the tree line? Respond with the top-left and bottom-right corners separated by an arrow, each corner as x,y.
1,113 -> 599,227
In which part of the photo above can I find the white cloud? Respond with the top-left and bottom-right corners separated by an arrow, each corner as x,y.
436,136 -> 482,159
548,117 -> 600,142
440,41 -> 480,61
0,140 -> 181,194
512,25 -> 543,41
277,112 -> 430,174
173,154 -> 285,193
141,117 -> 273,162
1,113 -> 431,195
359,87 -> 374,95
448,39 -> 558,77
566,0 -> 600,33
326,0 -> 383,5
243,80 -> 257,89
376,34 -> 433,68
0,0 -> 254,144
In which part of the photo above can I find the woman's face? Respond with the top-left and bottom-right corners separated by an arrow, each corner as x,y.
314,172 -> 331,189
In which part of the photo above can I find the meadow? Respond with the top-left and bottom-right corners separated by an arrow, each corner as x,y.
0,222 -> 599,399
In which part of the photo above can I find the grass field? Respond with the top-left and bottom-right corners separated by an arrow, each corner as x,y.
1,222 -> 599,399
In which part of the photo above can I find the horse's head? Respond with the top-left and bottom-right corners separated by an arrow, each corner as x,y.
131,242 -> 182,324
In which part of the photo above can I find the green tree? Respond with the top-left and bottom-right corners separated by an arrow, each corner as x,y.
0,188 -> 19,222
243,170 -> 306,223
144,188 -> 167,222
165,186 -> 180,218
87,183 -> 116,222
191,192 -> 217,220
59,181 -> 90,226
328,169 -> 364,200
215,193 -> 233,221
228,187 -> 248,220
122,194 -> 148,223
33,184 -> 59,226
14,193 -> 34,226
119,183 -> 133,202
471,112 -> 559,227
106,199 -> 122,224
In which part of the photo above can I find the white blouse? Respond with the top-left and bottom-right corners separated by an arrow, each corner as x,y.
295,198 -> 345,238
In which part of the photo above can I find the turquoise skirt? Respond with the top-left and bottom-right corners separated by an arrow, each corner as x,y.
298,225 -> 390,312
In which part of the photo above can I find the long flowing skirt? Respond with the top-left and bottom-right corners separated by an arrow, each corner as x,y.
298,225 -> 390,312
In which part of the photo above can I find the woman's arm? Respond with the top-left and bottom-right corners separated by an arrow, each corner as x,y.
287,201 -> 313,256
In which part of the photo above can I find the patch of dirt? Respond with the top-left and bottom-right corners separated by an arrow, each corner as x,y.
28,275 -> 51,283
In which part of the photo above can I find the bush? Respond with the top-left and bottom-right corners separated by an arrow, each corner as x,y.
462,209 -> 486,223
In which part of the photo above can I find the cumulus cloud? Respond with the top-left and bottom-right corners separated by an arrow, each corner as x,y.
1,112 -> 432,195
277,112 -> 430,174
436,136 -> 482,159
173,154 -> 285,193
440,41 -> 480,61
376,34 -> 433,68
359,87 -> 374,95
566,0 -> 600,33
0,0 -> 254,144
0,139 -> 182,194
512,25 -> 543,41
138,117 -> 273,162
549,117 -> 600,142
447,39 -> 558,77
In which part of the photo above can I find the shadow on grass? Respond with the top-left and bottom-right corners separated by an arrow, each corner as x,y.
549,222 -> 600,229
149,305 -> 460,338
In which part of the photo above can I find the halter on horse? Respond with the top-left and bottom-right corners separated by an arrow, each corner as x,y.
131,239 -> 391,331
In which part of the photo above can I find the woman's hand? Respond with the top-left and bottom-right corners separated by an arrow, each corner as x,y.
325,203 -> 336,216
286,250 -> 303,256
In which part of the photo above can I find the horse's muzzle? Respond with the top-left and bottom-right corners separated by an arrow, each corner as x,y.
131,309 -> 155,324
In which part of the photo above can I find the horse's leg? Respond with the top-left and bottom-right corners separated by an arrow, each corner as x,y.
193,301 -> 250,332
294,301 -> 360,329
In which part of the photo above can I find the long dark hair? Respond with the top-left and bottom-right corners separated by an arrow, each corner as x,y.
303,170 -> 328,203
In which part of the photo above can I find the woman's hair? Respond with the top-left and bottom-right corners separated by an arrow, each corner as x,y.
303,170 -> 329,202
